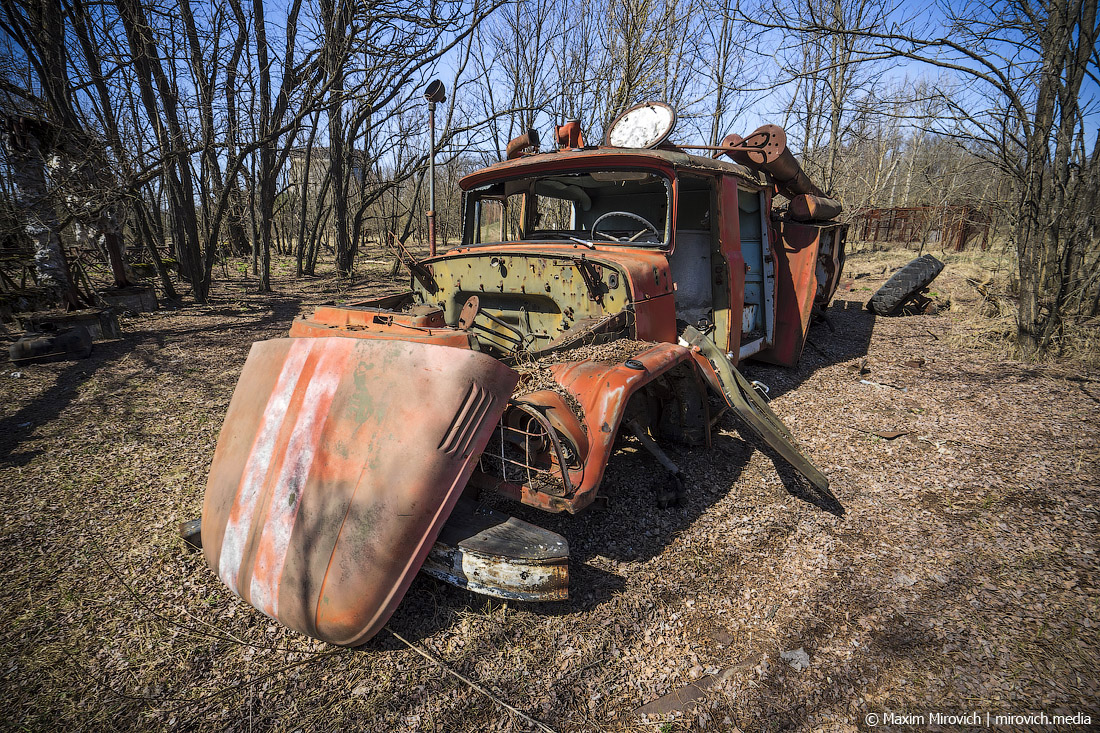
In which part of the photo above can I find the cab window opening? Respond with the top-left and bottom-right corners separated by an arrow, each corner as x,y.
465,171 -> 672,246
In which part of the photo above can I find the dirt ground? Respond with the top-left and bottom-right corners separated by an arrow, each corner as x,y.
1,249 -> 1097,732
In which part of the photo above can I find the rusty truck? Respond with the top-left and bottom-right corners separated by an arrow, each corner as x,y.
193,102 -> 848,646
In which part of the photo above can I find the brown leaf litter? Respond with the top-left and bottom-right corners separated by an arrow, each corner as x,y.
0,252 -> 1096,731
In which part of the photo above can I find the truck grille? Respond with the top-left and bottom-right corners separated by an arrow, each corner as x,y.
477,401 -> 576,497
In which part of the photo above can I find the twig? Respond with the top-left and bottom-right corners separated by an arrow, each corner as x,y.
385,626 -> 559,733
89,537 -> 300,653
859,378 -> 906,390
558,657 -> 603,683
845,424 -> 907,439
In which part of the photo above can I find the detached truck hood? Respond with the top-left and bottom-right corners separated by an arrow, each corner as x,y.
201,336 -> 517,646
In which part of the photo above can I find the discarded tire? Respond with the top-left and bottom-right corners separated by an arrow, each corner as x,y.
867,254 -> 945,315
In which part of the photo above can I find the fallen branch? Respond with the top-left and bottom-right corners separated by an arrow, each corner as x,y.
385,626 -> 559,733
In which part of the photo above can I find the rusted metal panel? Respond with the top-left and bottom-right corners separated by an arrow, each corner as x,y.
480,343 -> 698,513
459,149 -> 765,192
418,247 -> 677,345
713,175 -> 747,355
309,303 -> 446,329
683,326 -> 830,493
815,225 -> 847,308
851,205 -> 991,251
202,337 -> 517,645
754,220 -> 823,367
420,499 -> 568,601
288,317 -> 477,350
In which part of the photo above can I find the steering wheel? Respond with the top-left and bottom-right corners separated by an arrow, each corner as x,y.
591,211 -> 659,242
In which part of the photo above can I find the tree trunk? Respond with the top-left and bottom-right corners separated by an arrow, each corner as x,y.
4,125 -> 83,310
252,0 -> 275,292
133,199 -> 178,300
296,115 -> 320,276
322,0 -> 353,276
116,0 -> 208,301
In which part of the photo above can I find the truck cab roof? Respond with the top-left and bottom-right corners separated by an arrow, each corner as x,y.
460,146 -> 769,191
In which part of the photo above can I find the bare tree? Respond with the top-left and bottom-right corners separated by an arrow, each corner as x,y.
115,0 -> 208,299
845,0 -> 1096,353
2,117 -> 83,309
702,0 -> 759,146
739,0 -> 1098,355
754,0 -> 897,192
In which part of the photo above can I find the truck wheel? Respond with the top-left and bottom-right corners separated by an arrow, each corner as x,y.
867,254 -> 945,315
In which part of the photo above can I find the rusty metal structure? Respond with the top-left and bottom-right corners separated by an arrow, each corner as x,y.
197,103 -> 848,646
851,205 -> 991,251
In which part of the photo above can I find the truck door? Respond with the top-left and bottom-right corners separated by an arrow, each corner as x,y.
712,175 -> 747,357
736,187 -> 777,361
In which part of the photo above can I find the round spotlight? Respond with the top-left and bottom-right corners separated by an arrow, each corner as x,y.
424,80 -> 446,104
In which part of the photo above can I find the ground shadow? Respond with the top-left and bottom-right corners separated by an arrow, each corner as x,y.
738,545 -> 1007,731
123,292 -> 304,345
741,298 -> 877,401
764,444 -> 846,517
0,339 -> 130,466
1,293 -> 304,467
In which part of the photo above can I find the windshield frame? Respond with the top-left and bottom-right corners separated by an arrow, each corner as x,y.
462,167 -> 674,249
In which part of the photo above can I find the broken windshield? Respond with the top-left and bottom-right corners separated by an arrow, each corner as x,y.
464,171 -> 671,247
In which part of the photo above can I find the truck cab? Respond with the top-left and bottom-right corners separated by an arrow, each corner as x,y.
307,141 -> 845,371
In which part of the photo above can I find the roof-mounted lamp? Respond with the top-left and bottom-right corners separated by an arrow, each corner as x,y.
423,80 -> 446,256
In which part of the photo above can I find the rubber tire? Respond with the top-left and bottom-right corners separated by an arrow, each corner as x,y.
867,254 -> 945,315
179,518 -> 202,550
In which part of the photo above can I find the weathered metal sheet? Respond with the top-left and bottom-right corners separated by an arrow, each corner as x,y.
754,221 -> 823,367
202,337 -> 517,645
683,326 -> 829,493
308,303 -> 446,329
423,247 -> 677,345
459,148 -> 765,192
710,175 -> 748,356
420,499 -> 568,601
288,317 -> 477,349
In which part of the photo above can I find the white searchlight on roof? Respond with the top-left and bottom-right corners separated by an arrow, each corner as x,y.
605,101 -> 677,149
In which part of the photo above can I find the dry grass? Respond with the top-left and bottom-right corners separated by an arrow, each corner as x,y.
1,249 -> 1097,732
845,238 -> 1100,366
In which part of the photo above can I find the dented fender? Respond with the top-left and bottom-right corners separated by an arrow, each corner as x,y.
480,343 -> 698,513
